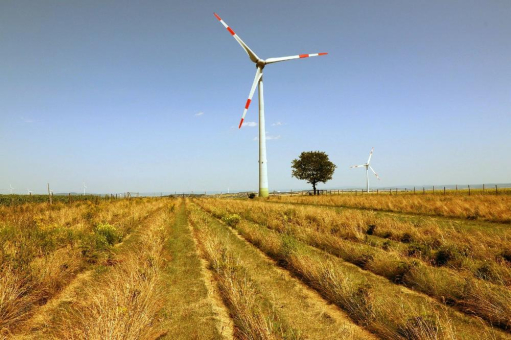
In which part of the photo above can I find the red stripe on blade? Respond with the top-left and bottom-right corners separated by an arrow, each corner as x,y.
214,13 -> 222,21
245,99 -> 251,109
319,52 -> 328,56
239,118 -> 244,129
227,27 -> 235,35
299,54 -> 309,58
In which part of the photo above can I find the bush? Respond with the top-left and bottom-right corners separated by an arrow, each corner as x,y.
222,214 -> 241,227
248,193 -> 256,199
95,223 -> 121,246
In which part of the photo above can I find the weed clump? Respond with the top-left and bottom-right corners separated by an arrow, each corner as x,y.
222,214 -> 241,227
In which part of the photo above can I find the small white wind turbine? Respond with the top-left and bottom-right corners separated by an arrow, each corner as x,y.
27,188 -> 33,195
9,184 -> 14,194
350,147 -> 380,193
83,183 -> 87,195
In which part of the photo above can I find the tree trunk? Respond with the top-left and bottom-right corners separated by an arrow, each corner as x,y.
312,183 -> 317,195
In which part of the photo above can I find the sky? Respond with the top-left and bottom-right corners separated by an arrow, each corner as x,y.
1,0 -> 510,194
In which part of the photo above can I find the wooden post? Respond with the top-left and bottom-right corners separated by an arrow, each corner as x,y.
47,183 -> 52,205
433,186 -> 435,194
423,187 -> 425,194
443,187 -> 446,195
495,185 -> 498,195
390,189 -> 392,195
456,184 -> 458,193
414,187 -> 416,194
468,185 -> 470,196
377,189 -> 379,194
68,193 -> 71,204
483,184 -> 485,193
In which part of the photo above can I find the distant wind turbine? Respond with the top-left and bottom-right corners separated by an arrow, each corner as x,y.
9,184 -> 14,194
27,188 -> 33,195
83,183 -> 87,195
350,147 -> 380,193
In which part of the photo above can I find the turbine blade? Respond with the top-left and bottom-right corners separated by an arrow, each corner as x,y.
214,13 -> 260,63
350,164 -> 366,169
239,67 -> 262,128
265,53 -> 328,64
369,166 -> 380,180
367,147 -> 374,164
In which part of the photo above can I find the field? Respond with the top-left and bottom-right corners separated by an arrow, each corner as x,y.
1,194 -> 510,339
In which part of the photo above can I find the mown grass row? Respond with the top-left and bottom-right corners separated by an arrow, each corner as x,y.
194,199 -> 510,340
277,194 -> 511,223
207,199 -> 511,285
197,199 -> 511,332
0,198 -> 169,335
37,201 -> 177,339
189,203 -> 303,340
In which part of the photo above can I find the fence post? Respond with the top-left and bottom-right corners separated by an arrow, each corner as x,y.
433,186 -> 435,194
414,187 -> 416,194
496,185 -> 498,195
468,185 -> 470,196
443,187 -> 446,195
390,189 -> 392,195
483,184 -> 485,193
377,189 -> 379,194
68,193 -> 71,204
423,187 -> 425,194
47,183 -> 52,205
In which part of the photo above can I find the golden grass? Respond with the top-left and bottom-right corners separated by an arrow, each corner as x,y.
0,198 -> 167,335
278,193 -> 511,223
194,198 -> 510,339
196,198 -> 511,331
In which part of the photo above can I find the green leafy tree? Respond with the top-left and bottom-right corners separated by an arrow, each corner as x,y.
291,151 -> 337,195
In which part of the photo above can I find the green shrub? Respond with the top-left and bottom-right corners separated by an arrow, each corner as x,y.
222,214 -> 241,227
95,223 -> 121,246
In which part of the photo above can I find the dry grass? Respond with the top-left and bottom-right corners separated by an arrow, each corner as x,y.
196,198 -> 511,331
194,198 -> 509,339
0,198 -> 167,335
278,193 -> 511,223
189,205 -> 297,340
35,201 -> 175,339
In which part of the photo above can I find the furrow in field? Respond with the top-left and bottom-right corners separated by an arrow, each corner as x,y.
1,199 -> 167,336
159,199 -> 228,339
188,202 -> 375,340
194,200 -> 511,340
195,199 -> 511,330
10,200 -> 170,339
276,194 -> 511,224
199,198 -> 511,287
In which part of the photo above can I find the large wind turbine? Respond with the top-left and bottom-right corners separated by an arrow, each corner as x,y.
83,183 -> 87,195
350,147 -> 380,193
214,13 -> 327,197
9,184 -> 14,195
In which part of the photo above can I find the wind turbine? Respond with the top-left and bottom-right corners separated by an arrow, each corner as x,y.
27,189 -> 33,195
9,184 -> 14,195
350,147 -> 380,193
83,183 -> 87,195
214,13 -> 327,197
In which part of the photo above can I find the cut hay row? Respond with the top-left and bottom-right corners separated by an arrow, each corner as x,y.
188,202 -> 374,339
278,194 -> 511,223
0,199 -> 168,337
194,199 -> 510,339
196,198 -> 511,331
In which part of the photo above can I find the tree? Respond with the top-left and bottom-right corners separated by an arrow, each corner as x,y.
291,151 -> 336,195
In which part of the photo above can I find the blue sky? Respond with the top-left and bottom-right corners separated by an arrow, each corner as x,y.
1,0 -> 510,194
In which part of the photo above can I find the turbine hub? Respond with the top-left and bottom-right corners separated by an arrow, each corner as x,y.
256,60 -> 266,69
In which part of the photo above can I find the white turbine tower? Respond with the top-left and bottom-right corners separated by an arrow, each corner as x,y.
350,147 -> 380,193
27,188 -> 33,195
83,183 -> 87,195
9,184 -> 14,195
214,13 -> 328,197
